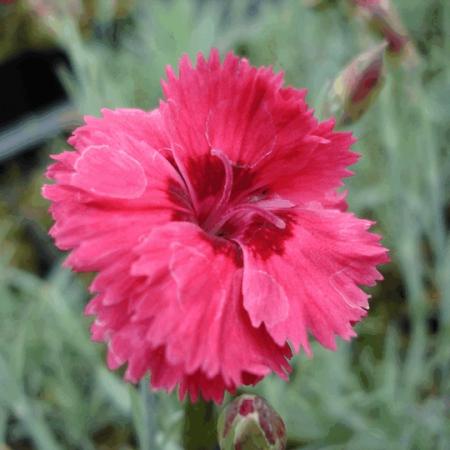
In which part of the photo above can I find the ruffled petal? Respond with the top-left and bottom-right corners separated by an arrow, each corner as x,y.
161,50 -> 280,163
322,189 -> 349,212
130,221 -> 291,389
84,220 -> 291,403
105,328 -> 262,403
69,108 -> 171,158
43,142 -> 192,272
161,50 -> 357,206
71,145 -> 147,199
256,120 -> 358,205
238,205 -> 389,353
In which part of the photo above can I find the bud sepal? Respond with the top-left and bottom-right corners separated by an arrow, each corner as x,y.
218,395 -> 287,450
322,42 -> 386,126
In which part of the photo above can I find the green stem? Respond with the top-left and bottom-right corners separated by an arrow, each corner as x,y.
130,382 -> 157,450
183,399 -> 218,450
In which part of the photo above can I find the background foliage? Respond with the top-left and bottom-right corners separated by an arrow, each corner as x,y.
1,0 -> 449,449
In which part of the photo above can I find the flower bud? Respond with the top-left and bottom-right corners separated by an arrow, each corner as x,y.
349,0 -> 418,64
322,42 -> 386,126
218,395 -> 287,450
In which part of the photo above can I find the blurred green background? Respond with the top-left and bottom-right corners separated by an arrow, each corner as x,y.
0,0 -> 449,449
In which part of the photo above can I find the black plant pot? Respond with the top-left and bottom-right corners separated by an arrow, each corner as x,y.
0,48 -> 71,163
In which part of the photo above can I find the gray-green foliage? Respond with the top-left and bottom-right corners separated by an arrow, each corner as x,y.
0,239 -> 183,450
1,0 -> 449,449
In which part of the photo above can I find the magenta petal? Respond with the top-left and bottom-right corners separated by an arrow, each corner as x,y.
131,222 -> 291,387
69,108 -> 170,157
44,126 -> 191,272
161,50 -> 288,164
241,269 -> 290,329
239,206 -> 389,353
71,145 -> 147,199
161,51 -> 358,206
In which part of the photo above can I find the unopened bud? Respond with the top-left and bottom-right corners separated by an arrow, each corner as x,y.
218,395 -> 287,450
349,0 -> 418,64
322,42 -> 386,126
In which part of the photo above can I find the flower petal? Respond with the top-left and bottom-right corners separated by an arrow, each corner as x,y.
71,145 -> 147,199
88,293 -> 262,403
161,50 -> 358,205
161,50 -> 282,164
69,108 -> 171,158
322,189 -> 349,211
105,327 -> 261,403
43,143 -> 191,271
258,120 -> 358,205
130,221 -> 291,387
238,206 -> 389,353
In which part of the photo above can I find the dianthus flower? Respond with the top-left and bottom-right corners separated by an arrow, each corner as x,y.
43,50 -> 388,403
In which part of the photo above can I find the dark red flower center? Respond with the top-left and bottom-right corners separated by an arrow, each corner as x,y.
186,149 -> 294,239
170,148 -> 295,260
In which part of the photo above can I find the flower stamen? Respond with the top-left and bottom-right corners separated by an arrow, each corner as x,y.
201,148 -> 234,231
211,148 -> 234,213
209,203 -> 287,236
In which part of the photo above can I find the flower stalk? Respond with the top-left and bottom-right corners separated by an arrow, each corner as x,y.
183,399 -> 218,450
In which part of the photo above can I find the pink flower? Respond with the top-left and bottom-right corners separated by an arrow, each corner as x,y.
43,50 -> 388,403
